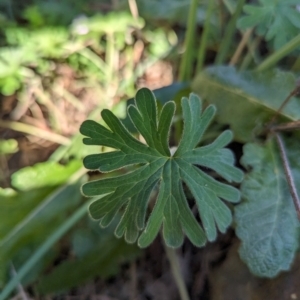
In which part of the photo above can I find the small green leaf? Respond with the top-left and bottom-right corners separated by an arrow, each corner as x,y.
11,160 -> 82,191
80,88 -> 243,248
238,1 -> 300,50
235,139 -> 299,278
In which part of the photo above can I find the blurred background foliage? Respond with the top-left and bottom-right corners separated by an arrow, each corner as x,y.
0,0 -> 300,299
0,0 -> 177,297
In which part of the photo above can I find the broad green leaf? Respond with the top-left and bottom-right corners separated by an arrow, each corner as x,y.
192,66 -> 300,142
80,88 -> 243,248
235,139 -> 299,278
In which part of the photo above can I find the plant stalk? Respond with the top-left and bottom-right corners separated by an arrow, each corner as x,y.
215,0 -> 246,64
270,84 -> 300,124
239,36 -> 261,70
256,34 -> 300,72
274,133 -> 300,220
128,0 -> 139,19
179,0 -> 199,81
196,0 -> 215,72
0,120 -> 70,145
271,121 -> 300,132
163,243 -> 190,300
230,28 -> 253,66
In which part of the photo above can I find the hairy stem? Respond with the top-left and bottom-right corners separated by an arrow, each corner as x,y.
274,133 -> 300,220
129,261 -> 138,300
163,243 -> 191,300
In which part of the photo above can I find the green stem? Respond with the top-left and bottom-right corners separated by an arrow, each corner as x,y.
215,0 -> 246,65
256,34 -> 300,72
196,0 -> 215,72
79,48 -> 108,75
163,244 -> 190,300
179,0 -> 199,81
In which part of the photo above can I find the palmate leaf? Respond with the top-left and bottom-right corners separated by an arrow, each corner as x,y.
80,88 -> 243,248
235,139 -> 299,277
237,0 -> 300,50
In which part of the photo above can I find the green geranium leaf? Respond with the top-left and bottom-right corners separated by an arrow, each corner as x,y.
80,88 -> 243,248
235,139 -> 299,277
237,0 -> 300,50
